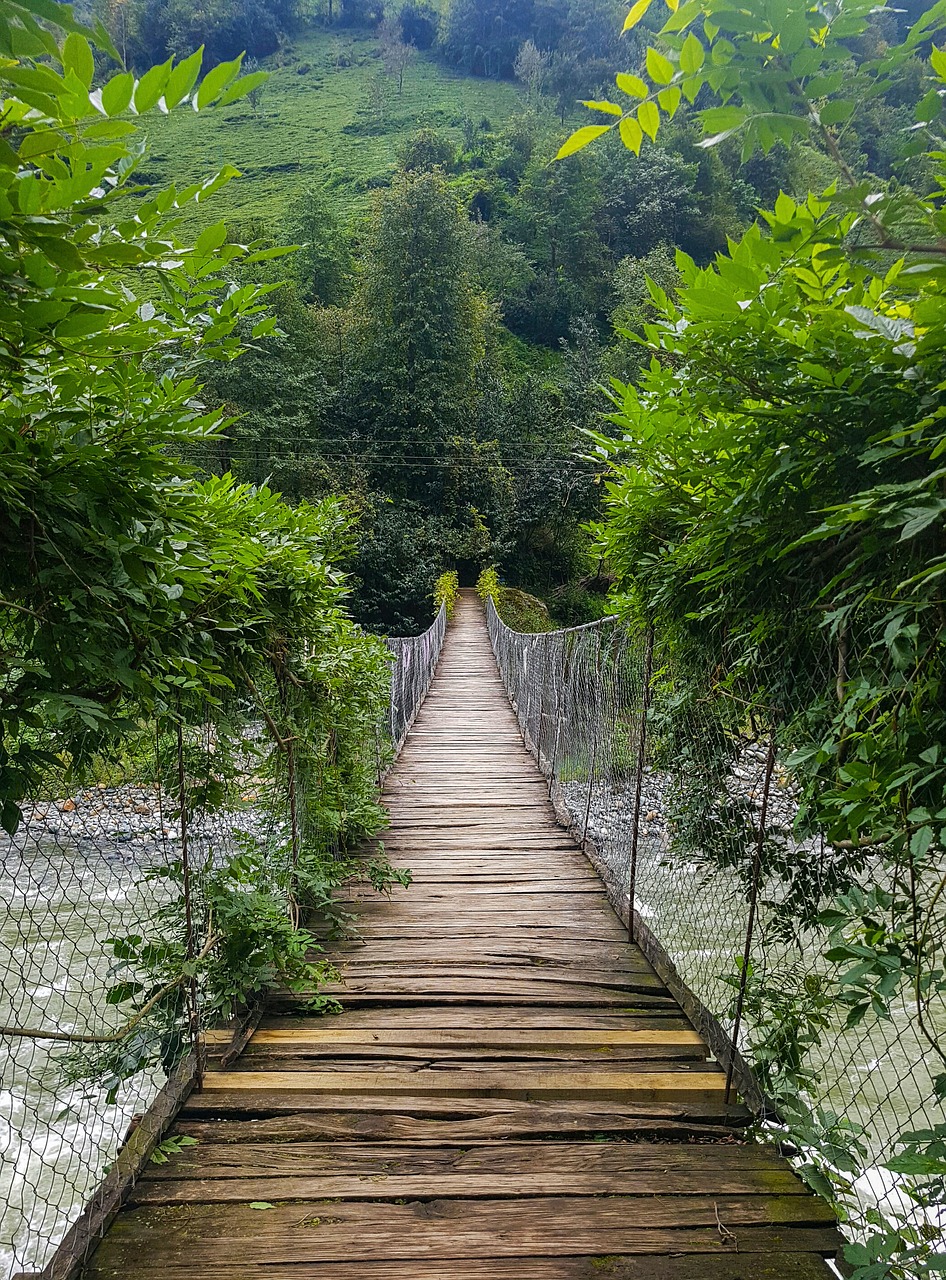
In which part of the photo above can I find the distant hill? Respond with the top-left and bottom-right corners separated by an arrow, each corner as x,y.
130,27 -> 529,232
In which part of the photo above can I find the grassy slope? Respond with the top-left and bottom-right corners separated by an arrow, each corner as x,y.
135,28 -> 525,234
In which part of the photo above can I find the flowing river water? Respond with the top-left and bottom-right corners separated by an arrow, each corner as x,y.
0,795 -> 171,1278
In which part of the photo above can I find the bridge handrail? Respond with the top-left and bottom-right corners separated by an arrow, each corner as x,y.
484,590 -> 941,1251
383,601 -> 447,757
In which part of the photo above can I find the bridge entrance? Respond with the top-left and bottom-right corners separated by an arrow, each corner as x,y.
79,592 -> 838,1278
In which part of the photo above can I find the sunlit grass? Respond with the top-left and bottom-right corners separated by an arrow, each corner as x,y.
130,28 -> 524,234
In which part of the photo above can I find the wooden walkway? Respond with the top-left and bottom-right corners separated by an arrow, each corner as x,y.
82,591 -> 840,1279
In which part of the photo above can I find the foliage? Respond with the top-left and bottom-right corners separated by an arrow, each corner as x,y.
0,2 -> 397,1097
722,960 -> 834,1107
561,0 -> 940,176
110,0 -> 299,66
476,565 -> 502,603
280,183 -> 353,303
433,571 -> 461,617
476,567 -> 555,631
440,0 -> 628,80
580,0 -> 946,1268
150,1134 -> 198,1164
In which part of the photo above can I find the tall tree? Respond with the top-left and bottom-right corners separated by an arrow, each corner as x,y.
281,185 -> 353,305
356,170 -> 487,489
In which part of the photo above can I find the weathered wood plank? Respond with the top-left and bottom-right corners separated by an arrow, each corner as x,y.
83,1253 -> 837,1280
173,1108 -> 750,1142
258,1008 -> 695,1029
199,1069 -> 726,1101
211,1028 -> 705,1047
227,1053 -> 713,1074
143,1141 -> 789,1178
79,1196 -> 839,1267
131,1168 -> 808,1204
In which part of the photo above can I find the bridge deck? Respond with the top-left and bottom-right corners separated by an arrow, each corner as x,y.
82,591 -> 839,1279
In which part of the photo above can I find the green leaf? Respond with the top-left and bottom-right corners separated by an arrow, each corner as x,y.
619,115 -> 644,154
164,47 -> 204,110
101,71 -> 134,116
819,99 -> 855,126
624,0 -> 655,32
249,1201 -> 275,1210
637,100 -> 660,140
657,85 -> 682,116
214,70 -> 268,110
134,60 -> 172,114
680,31 -> 704,75
616,72 -> 649,98
195,55 -> 244,111
555,124 -> 611,159
195,222 -> 228,255
646,47 -> 675,85
581,100 -> 623,115
775,191 -> 796,222
916,87 -> 942,123
1,800 -> 21,837
660,0 -> 703,34
62,32 -> 94,88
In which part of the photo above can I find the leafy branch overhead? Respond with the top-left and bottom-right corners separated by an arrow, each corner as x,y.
558,0 -> 946,261
0,0 -> 398,1084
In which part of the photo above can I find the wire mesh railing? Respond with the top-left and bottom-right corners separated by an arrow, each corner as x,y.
383,602 -> 448,760
0,611 -> 447,1280
486,595 -> 943,1259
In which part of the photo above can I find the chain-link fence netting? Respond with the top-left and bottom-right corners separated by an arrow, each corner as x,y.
0,612 -> 446,1279
486,596 -> 943,1256
383,603 -> 447,760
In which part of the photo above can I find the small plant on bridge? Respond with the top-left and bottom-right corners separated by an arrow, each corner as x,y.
433,571 -> 461,617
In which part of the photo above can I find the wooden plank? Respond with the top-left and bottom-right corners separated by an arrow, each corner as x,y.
199,1069 -> 726,1101
131,1168 -> 808,1204
230,1053 -> 713,1074
221,1029 -> 706,1047
173,1106 -> 750,1141
324,965 -> 667,990
143,1141 -> 789,1178
259,1008 -> 693,1029
325,948 -> 657,971
80,1197 -> 839,1266
83,1252 -> 837,1280
178,1092 -> 747,1123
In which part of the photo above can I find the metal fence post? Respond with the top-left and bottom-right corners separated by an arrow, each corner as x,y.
627,625 -> 655,944
725,733 -> 778,1105
581,632 -> 605,845
175,717 -> 202,1089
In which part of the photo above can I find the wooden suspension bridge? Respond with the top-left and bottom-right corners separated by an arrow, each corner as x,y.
64,591 -> 840,1279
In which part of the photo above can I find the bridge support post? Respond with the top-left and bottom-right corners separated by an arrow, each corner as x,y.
580,632 -> 604,845
174,716 -> 203,1090
725,733 -> 778,1105
626,626 -> 654,945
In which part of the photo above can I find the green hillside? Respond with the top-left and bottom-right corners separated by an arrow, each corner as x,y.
133,28 -> 526,232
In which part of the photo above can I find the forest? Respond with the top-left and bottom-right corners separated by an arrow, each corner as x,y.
73,0 -> 940,635
2,0 -> 946,1275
